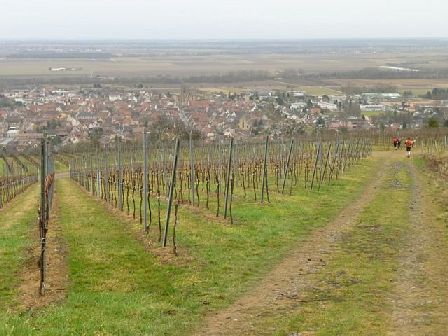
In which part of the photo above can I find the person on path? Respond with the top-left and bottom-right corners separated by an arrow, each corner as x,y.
405,137 -> 414,158
393,136 -> 399,150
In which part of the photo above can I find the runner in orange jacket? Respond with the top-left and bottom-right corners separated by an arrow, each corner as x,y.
405,137 -> 414,158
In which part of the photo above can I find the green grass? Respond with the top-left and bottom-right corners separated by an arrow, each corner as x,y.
0,157 -> 380,335
0,185 -> 39,308
362,111 -> 384,117
254,160 -> 412,335
54,160 -> 69,173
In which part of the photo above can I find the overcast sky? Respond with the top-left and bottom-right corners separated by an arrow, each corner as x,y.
1,0 -> 447,40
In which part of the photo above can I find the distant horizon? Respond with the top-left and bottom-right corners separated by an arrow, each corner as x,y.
2,0 -> 448,41
1,37 -> 448,42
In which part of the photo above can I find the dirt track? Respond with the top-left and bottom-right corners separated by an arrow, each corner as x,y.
388,162 -> 448,335
195,154 -> 392,335
195,152 -> 448,336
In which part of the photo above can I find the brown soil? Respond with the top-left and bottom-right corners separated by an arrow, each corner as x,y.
387,161 -> 448,335
18,186 -> 69,311
194,153 -> 393,336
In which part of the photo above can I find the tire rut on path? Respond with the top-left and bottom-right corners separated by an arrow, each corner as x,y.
195,154 -> 392,336
388,161 -> 448,335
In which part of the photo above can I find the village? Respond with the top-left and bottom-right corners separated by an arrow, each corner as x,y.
1,84 -> 447,151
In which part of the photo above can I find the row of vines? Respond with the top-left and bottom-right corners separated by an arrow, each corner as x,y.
69,135 -> 372,253
1,140 -> 55,296
0,152 -> 39,208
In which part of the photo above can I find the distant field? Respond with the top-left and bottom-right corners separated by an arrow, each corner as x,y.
327,79 -> 448,92
362,111 -> 384,117
0,51 -> 446,78
399,88 -> 432,96
1,47 -> 448,96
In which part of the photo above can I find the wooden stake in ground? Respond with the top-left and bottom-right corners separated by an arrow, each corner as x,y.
189,130 -> 195,206
310,142 -> 322,190
117,136 -> 123,211
224,138 -> 234,220
162,139 -> 180,247
173,202 -> 179,256
39,137 -> 47,296
282,138 -> 294,194
143,129 -> 149,233
261,136 -> 270,203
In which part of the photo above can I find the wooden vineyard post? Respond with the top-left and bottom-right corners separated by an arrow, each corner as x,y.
215,173 -> 220,217
89,153 -> 94,196
261,135 -> 270,203
163,139 -> 180,247
104,145 -> 109,202
328,141 -> 340,183
39,137 -> 47,296
229,170 -> 235,224
205,169 -> 210,210
45,139 -> 50,214
143,129 -> 149,233
224,137 -> 234,219
318,143 -> 332,191
161,143 -> 168,198
189,130 -> 196,206
117,136 -> 123,211
157,190 -> 162,242
97,149 -> 101,199
310,142 -> 322,190
281,138 -> 294,194
173,202 -> 179,256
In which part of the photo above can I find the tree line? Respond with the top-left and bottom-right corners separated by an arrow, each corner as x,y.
423,88 -> 448,100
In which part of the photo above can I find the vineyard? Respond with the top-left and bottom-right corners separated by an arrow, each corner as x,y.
0,152 -> 38,208
68,135 -> 371,251
1,131 -> 448,336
